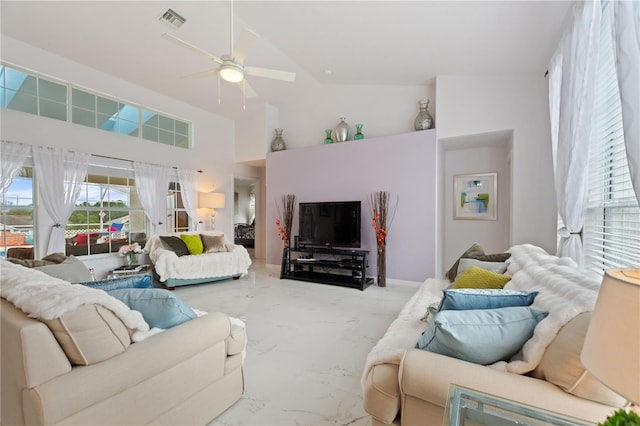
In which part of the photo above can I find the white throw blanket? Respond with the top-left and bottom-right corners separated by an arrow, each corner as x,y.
360,278 -> 450,389
491,244 -> 599,374
361,244 -> 600,388
146,232 -> 252,282
0,260 -> 153,342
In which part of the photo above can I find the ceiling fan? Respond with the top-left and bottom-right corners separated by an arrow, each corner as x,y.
161,0 -> 295,102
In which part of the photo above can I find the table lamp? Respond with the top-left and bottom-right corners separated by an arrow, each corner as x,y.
581,268 -> 640,409
198,192 -> 225,230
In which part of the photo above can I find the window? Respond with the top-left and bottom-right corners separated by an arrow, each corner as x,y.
1,64 -> 191,149
66,163 -> 148,256
582,2 -> 640,275
167,182 -> 189,232
0,66 -> 67,121
1,167 -> 35,259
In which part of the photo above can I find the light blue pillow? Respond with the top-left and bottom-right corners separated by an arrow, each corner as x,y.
439,289 -> 539,311
107,288 -> 197,329
416,306 -> 548,365
78,274 -> 153,292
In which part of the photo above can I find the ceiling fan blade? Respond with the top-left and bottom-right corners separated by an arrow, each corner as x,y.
161,33 -> 223,65
181,69 -> 219,79
245,66 -> 296,82
233,29 -> 260,64
237,80 -> 258,98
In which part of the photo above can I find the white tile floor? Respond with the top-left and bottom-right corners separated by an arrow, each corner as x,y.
174,259 -> 420,426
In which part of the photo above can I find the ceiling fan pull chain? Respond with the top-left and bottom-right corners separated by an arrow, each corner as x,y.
243,79 -> 246,111
218,74 -> 221,105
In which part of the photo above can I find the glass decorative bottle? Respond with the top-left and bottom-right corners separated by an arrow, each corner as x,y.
334,117 -> 350,142
324,129 -> 333,144
271,128 -> 286,151
414,99 -> 434,131
354,123 -> 364,140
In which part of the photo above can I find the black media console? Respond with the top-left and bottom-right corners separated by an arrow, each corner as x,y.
280,246 -> 373,291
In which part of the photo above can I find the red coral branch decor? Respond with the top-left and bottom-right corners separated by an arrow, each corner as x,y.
368,191 -> 398,287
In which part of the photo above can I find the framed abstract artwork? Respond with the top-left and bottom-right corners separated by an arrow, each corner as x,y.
453,173 -> 497,220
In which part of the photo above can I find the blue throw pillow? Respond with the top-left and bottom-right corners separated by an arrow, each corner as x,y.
107,288 -> 197,329
78,274 -> 153,292
439,289 -> 539,311
416,306 -> 548,365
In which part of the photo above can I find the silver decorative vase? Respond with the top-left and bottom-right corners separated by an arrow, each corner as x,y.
334,117 -> 350,142
414,100 -> 434,131
271,128 -> 286,151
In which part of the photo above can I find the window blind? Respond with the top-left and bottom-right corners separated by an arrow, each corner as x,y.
582,1 -> 640,275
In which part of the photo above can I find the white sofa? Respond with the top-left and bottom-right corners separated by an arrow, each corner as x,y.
362,244 -> 625,425
1,260 -> 246,425
147,231 -> 252,288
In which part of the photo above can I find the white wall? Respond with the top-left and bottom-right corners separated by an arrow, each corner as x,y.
435,74 -> 556,271
235,103 -> 279,163
1,37 -> 236,277
272,84 -> 435,149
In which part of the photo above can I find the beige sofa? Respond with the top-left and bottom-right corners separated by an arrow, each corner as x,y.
1,262 -> 246,425
362,244 -> 626,426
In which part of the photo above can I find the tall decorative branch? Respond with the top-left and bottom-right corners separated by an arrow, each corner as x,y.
276,194 -> 296,247
368,191 -> 398,287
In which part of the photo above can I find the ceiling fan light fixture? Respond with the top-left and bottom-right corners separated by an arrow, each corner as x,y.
220,63 -> 244,83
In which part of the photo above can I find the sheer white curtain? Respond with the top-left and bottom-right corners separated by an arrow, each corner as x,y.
177,168 -> 199,230
32,146 -> 90,254
549,0 -> 602,266
1,140 -> 32,194
133,161 -> 172,236
612,0 -> 640,203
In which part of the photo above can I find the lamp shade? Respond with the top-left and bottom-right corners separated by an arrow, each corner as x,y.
199,192 -> 225,209
581,269 -> 640,405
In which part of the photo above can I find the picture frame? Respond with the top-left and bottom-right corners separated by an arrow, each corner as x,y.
453,173 -> 497,220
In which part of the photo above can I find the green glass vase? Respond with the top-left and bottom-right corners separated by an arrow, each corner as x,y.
354,123 -> 364,140
324,129 -> 333,144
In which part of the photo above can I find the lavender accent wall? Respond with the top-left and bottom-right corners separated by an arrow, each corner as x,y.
266,130 -> 437,282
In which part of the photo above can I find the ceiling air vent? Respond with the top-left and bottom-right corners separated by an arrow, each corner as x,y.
159,9 -> 186,29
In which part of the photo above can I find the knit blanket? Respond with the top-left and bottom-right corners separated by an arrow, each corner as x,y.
490,244 -> 600,374
0,260 -> 152,342
361,244 -> 600,388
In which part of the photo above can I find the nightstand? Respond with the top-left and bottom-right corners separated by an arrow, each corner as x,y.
444,385 -> 595,426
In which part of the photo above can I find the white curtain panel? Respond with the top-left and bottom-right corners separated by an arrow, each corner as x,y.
612,0 -> 640,203
0,140 -> 31,194
32,146 -> 90,254
549,0 -> 602,266
177,168 -> 199,229
133,161 -> 172,236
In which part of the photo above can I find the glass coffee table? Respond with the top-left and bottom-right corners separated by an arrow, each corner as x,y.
444,385 -> 595,426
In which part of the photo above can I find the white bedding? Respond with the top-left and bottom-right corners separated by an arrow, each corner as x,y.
147,232 -> 252,282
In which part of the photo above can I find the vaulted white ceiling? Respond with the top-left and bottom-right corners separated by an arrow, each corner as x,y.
0,1 -> 573,120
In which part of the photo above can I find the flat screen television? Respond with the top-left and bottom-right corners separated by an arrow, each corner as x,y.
298,201 -> 361,248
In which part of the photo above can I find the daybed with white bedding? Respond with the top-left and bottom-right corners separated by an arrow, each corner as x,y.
146,231 -> 252,288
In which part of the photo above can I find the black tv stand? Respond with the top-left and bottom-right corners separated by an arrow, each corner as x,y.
280,246 -> 373,291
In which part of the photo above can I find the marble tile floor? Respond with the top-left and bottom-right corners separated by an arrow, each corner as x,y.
174,259 -> 421,426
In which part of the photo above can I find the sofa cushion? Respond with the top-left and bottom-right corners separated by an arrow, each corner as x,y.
439,289 -> 538,311
416,306 -> 548,365
451,266 -> 511,289
42,303 -> 130,365
445,243 -> 484,281
107,288 -> 197,329
78,274 -> 153,292
34,255 -> 92,283
180,234 -> 204,255
532,312 -> 627,408
159,236 -> 190,257
201,234 -> 227,253
455,258 -> 508,278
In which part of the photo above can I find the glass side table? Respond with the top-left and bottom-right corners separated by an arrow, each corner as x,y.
444,385 -> 595,426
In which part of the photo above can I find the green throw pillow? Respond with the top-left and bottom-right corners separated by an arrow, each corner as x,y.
451,266 -> 511,289
180,234 -> 203,255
